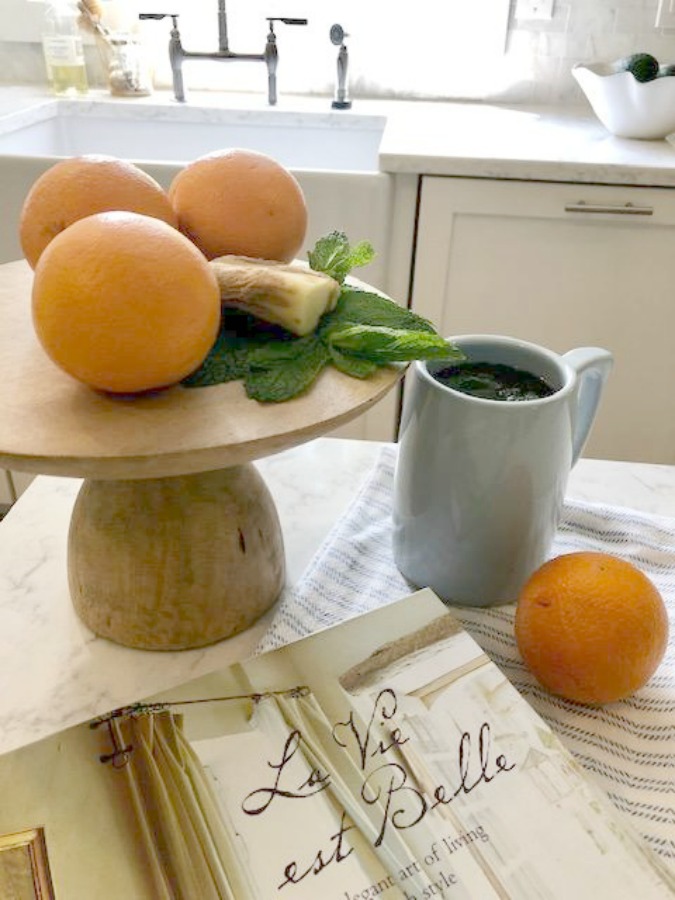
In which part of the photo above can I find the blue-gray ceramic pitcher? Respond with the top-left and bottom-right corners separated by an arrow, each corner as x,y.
392,334 -> 613,607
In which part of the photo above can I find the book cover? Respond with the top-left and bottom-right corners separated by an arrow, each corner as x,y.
0,588 -> 672,899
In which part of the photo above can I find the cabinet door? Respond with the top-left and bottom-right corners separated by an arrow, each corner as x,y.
411,176 -> 675,464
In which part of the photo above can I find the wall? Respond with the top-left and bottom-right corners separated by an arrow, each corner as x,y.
2,0 -> 675,105
0,721 -> 158,899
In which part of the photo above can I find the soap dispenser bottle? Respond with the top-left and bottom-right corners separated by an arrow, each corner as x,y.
42,0 -> 89,96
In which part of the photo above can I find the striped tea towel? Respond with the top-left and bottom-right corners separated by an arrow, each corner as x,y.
258,444 -> 675,870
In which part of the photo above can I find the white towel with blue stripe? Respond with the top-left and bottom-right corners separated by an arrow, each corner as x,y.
258,444 -> 675,871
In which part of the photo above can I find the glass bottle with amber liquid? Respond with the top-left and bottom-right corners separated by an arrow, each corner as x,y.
42,0 -> 89,96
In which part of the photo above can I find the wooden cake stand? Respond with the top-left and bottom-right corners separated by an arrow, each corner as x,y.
0,260 -> 402,651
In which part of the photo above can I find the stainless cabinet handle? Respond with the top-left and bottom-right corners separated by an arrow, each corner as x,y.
564,201 -> 654,216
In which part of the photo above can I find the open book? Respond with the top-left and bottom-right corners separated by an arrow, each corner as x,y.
0,589 -> 673,899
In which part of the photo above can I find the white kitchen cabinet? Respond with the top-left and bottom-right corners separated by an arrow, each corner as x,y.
411,176 -> 675,464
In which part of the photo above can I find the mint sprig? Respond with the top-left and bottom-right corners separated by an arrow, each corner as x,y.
183,233 -> 463,402
307,231 -> 375,284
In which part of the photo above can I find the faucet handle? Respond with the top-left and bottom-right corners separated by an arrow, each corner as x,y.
263,17 -> 308,108
139,12 -> 180,28
266,17 -> 308,36
267,17 -> 309,26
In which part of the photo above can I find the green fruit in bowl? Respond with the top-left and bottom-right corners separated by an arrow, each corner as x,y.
616,52 -> 660,82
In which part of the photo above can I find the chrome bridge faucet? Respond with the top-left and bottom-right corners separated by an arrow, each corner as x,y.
140,5 -> 307,105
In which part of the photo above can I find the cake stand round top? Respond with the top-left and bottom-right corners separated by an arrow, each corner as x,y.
0,259 -> 402,480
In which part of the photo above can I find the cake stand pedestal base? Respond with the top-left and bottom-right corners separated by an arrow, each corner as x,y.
67,464 -> 285,650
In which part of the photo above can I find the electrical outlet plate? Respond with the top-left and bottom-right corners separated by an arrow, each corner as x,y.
515,0 -> 555,21
656,0 -> 675,28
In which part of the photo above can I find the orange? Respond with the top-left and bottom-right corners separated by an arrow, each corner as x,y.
515,551 -> 669,705
20,154 -> 178,269
168,148 -> 307,262
32,211 -> 221,394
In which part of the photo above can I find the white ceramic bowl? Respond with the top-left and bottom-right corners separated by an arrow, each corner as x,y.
572,62 -> 675,140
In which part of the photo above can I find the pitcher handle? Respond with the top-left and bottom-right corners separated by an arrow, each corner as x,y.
562,347 -> 614,466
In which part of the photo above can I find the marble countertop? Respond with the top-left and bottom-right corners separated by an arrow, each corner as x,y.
378,101 -> 675,185
1,436 -> 674,758
3,85 -> 675,186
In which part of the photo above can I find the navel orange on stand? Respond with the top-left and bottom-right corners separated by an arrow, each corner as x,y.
20,154 -> 178,269
22,148 -> 313,394
515,551 -> 669,705
168,148 -> 308,262
31,211 -> 221,394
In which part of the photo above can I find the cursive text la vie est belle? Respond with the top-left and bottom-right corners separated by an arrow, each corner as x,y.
241,688 -> 515,890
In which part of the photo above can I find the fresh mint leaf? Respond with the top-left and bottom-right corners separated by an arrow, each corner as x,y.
182,331 -> 253,386
307,231 -> 350,280
328,325 -> 463,363
346,240 -> 376,269
328,345 -> 379,379
308,231 -> 375,284
247,335 -> 318,367
245,337 -> 330,402
321,288 -> 437,335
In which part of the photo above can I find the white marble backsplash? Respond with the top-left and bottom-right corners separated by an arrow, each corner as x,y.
3,0 -> 675,105
507,0 -> 675,104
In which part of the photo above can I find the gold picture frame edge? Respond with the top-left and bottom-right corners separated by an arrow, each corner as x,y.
0,826 -> 56,900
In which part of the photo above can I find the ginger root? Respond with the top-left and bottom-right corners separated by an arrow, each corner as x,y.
210,255 -> 340,336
